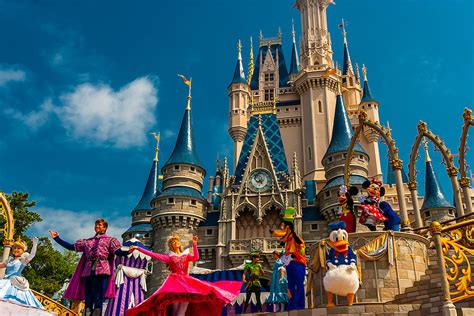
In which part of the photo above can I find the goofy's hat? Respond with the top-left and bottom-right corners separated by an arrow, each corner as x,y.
282,207 -> 296,223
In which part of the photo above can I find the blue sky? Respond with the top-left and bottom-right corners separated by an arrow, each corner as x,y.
0,0 -> 472,241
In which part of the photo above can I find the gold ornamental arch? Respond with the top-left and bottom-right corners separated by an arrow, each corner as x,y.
407,121 -> 464,228
0,192 -> 15,270
458,108 -> 473,214
343,111 -> 411,231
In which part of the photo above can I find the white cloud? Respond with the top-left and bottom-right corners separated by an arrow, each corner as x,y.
163,129 -> 176,139
58,77 -> 158,148
0,66 -> 26,86
30,207 -> 130,245
4,77 -> 159,148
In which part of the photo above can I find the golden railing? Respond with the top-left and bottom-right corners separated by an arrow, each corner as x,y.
431,219 -> 474,305
31,290 -> 78,316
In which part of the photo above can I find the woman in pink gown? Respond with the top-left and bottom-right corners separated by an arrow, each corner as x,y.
126,235 -> 241,316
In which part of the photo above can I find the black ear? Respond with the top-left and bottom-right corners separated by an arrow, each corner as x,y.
362,181 -> 371,189
380,187 -> 385,197
348,186 -> 359,196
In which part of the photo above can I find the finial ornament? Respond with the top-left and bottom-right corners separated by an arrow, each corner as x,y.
422,137 -> 431,162
362,64 -> 368,81
177,74 -> 192,110
278,26 -> 282,40
355,63 -> 360,80
150,132 -> 160,161
292,19 -> 296,44
259,30 -> 263,46
237,39 -> 242,60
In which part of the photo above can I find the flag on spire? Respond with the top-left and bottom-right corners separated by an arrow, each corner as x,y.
178,74 -> 191,86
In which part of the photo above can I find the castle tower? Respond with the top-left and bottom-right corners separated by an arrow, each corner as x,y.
122,142 -> 162,247
228,40 -> 250,169
295,0 -> 334,69
340,20 -> 362,112
358,65 -> 383,179
289,20 -> 300,79
420,139 -> 455,224
318,93 -> 369,221
293,0 -> 339,182
149,86 -> 207,291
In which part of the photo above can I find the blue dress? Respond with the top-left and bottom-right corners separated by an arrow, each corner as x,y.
266,259 -> 288,304
0,257 -> 44,309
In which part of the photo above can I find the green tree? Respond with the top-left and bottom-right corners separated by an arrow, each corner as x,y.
0,192 -> 78,296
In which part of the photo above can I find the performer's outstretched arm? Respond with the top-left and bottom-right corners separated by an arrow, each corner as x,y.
188,235 -> 199,262
114,248 -> 129,256
49,230 -> 76,251
130,246 -> 170,263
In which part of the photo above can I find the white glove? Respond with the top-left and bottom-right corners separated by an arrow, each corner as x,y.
327,262 -> 336,270
26,237 -> 39,263
347,263 -> 357,272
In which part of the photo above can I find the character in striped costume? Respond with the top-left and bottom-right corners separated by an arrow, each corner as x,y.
104,239 -> 151,316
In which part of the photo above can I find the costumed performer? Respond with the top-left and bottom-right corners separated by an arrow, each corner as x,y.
323,221 -> 359,308
379,201 -> 401,231
270,207 -> 306,310
49,218 -> 128,316
358,178 -> 387,231
126,235 -> 241,316
0,236 -> 43,309
242,251 -> 264,313
336,185 -> 359,233
265,250 -> 288,312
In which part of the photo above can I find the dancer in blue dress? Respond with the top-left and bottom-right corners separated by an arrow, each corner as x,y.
266,250 -> 288,312
0,237 -> 44,309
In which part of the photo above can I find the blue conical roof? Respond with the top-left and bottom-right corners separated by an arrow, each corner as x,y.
323,95 -> 366,159
230,58 -> 247,85
289,41 -> 299,75
421,160 -> 454,210
133,158 -> 161,211
385,159 -> 409,185
163,108 -> 203,170
361,80 -> 376,103
342,40 -> 353,77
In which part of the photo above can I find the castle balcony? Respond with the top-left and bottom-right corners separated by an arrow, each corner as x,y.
227,238 -> 284,267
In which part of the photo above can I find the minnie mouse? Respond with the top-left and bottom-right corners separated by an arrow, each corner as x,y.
358,178 -> 387,231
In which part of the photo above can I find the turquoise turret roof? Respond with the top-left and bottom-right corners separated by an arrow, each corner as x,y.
211,170 -> 223,210
320,175 -> 367,191
123,223 -> 153,234
157,186 -> 206,202
163,108 -> 203,171
342,40 -> 353,77
249,43 -> 290,90
133,158 -> 162,211
361,79 -> 376,103
234,113 -> 289,184
289,42 -> 299,75
230,57 -> 247,85
421,160 -> 454,210
385,160 -> 409,185
323,95 -> 366,159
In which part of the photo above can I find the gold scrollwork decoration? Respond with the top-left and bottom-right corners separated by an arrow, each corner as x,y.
32,290 -> 78,315
440,224 -> 474,302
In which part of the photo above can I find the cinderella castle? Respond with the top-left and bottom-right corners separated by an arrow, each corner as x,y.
121,0 -> 470,293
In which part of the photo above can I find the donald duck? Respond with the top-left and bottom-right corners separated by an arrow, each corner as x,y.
323,221 -> 359,308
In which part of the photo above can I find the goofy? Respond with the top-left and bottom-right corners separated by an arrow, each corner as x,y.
270,207 -> 306,310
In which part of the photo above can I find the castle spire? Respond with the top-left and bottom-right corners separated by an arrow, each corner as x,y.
247,37 -> 254,85
422,138 -> 431,162
163,85 -> 202,169
361,64 -> 376,103
230,39 -> 247,85
133,142 -> 162,211
323,92 -> 365,159
341,19 -> 354,78
289,19 -> 300,75
355,63 -> 360,82
420,139 -> 454,213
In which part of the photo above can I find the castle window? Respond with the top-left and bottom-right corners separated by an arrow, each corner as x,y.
264,73 -> 274,82
295,107 -> 298,111
308,146 -> 312,161
205,229 -> 214,236
285,108 -> 289,112
190,167 -> 196,172
174,165 -> 180,170
448,209 -> 455,216
191,199 -> 197,206
318,101 -> 322,113
167,198 -> 175,204
146,211 -> 151,216
325,191 -> 331,198
144,233 -> 150,238
277,109 -> 280,113
310,223 -> 319,231
424,210 -> 431,218
264,89 -> 274,101
328,157 -> 333,162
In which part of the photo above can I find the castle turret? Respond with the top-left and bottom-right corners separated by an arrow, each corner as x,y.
318,93 -> 369,222
122,140 -> 162,247
289,20 -> 300,79
359,65 -> 383,179
420,139 -> 455,223
150,82 -> 207,290
228,39 -> 250,169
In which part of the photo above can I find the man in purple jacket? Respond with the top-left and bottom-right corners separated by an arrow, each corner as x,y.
49,219 -> 128,316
